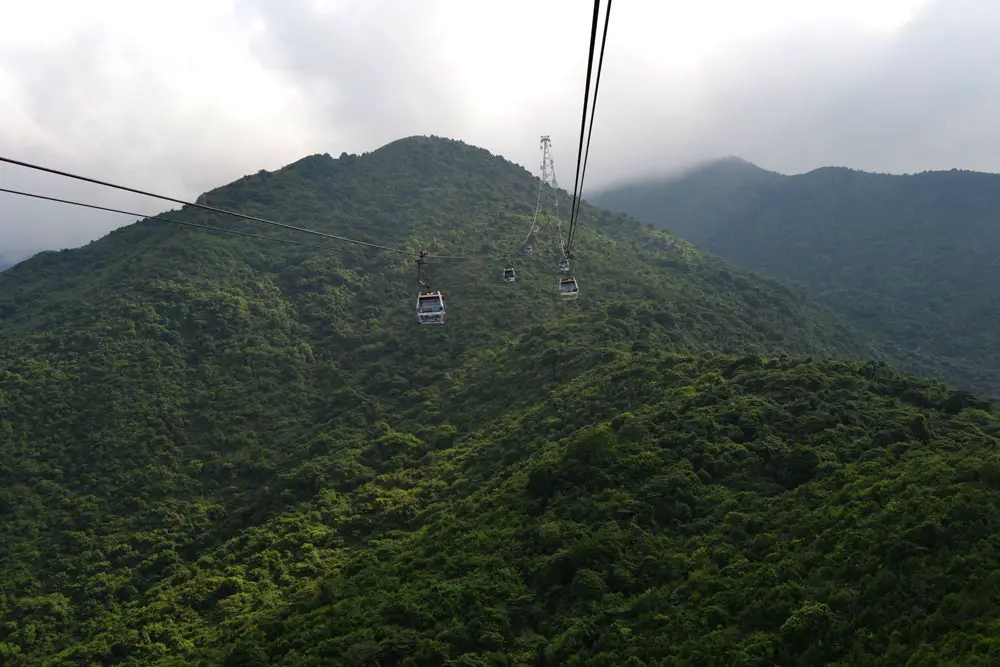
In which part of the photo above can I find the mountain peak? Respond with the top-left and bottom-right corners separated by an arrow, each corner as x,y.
710,155 -> 760,167
681,155 -> 778,179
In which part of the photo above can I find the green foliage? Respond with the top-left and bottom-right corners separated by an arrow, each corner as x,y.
593,160 -> 1000,398
0,136 -> 990,665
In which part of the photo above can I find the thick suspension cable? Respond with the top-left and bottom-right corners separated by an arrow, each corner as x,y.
0,155 -> 485,261
567,0 -> 612,255
564,0 -> 602,258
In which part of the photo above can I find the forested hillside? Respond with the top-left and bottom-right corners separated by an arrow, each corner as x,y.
2,136 -> 999,665
592,160 -> 1000,398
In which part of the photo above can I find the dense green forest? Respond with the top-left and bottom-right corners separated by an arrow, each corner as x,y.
592,159 -> 1000,398
2,136 -> 999,665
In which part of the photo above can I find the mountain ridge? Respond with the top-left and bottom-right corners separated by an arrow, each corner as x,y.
592,157 -> 1000,398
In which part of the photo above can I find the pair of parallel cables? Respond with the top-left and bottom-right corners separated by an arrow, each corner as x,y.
0,1 -> 611,264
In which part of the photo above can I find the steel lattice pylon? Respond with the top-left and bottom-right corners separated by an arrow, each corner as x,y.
535,135 -> 567,256
539,135 -> 559,221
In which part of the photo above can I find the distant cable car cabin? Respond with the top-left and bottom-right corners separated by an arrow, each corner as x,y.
558,256 -> 571,273
558,276 -> 579,299
503,267 -> 516,283
416,291 -> 446,324
525,244 -> 533,256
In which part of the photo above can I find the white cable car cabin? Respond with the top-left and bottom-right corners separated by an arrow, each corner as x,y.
558,276 -> 580,299
416,291 -> 446,324
525,244 -> 533,256
558,256 -> 571,273
503,267 -> 516,283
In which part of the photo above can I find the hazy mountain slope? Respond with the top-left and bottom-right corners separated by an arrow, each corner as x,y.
0,136 -> 926,665
0,250 -> 33,272
594,157 -> 783,240
592,161 -> 1000,397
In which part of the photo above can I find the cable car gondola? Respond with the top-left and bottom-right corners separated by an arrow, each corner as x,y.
416,291 -> 446,324
558,276 -> 579,299
415,249 -> 445,324
558,256 -> 571,273
525,244 -> 533,256
503,267 -> 516,283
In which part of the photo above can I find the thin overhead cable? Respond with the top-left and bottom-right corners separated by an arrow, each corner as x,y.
567,0 -> 612,254
498,205 -> 535,259
0,187 -> 384,258
0,155 -> 485,262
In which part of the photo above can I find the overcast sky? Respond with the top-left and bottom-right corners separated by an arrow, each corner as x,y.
1,0 -> 996,263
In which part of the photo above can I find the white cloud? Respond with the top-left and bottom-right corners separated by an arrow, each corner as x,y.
6,0 -> 997,262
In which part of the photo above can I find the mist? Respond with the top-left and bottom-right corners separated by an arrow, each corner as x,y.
1,0 -> 995,262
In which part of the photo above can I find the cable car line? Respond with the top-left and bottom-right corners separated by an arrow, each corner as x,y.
564,0 -> 602,259
539,137 -> 568,258
554,215 -> 568,260
0,155 -> 484,262
0,187 -> 383,258
517,200 -> 541,255
567,0 -> 611,255
491,195 -> 539,279
2,2 -> 611,323
489,203 -> 521,283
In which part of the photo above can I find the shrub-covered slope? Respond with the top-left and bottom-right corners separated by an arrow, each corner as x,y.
0,136 -> 967,666
592,160 -> 1000,397
13,353 -> 1000,666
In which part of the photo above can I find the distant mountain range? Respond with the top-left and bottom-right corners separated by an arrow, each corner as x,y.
593,158 -> 1000,397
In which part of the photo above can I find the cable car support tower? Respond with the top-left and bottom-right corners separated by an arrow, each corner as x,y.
535,135 -> 569,260
536,136 -> 578,298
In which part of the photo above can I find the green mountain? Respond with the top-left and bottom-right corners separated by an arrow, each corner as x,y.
1,136 -> 998,666
592,160 -> 1000,398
